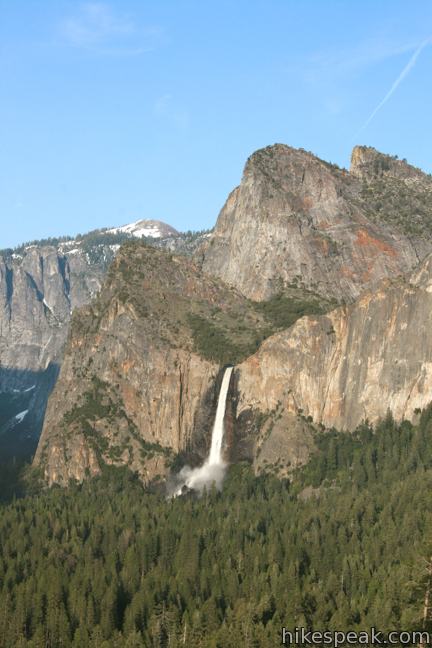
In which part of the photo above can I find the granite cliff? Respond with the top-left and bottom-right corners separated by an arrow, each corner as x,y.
33,243 -> 272,485
237,252 -> 432,438
35,246 -> 432,484
200,144 -> 432,301
0,242 -> 106,457
0,223 -> 207,457
35,243 -> 432,486
30,144 -> 432,485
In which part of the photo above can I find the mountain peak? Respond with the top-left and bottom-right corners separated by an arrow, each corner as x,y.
350,145 -> 428,182
107,219 -> 179,239
201,141 -> 432,302
245,143 -> 341,174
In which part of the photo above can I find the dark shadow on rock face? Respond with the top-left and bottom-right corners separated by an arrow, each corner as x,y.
189,365 -> 229,460
0,363 -> 59,461
169,366 -> 236,478
226,369 -> 255,464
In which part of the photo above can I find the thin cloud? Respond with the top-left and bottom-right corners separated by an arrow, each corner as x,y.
58,2 -> 161,55
61,3 -> 133,47
296,35 -> 427,119
303,37 -> 421,87
357,37 -> 431,134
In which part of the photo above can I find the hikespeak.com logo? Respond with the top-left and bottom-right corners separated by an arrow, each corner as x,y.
281,627 -> 432,646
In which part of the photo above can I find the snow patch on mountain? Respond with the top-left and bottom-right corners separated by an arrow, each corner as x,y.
107,220 -> 179,239
15,410 -> 29,423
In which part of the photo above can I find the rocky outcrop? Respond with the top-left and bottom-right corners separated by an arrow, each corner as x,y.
0,223 -> 206,457
350,145 -> 428,183
237,253 -> 432,432
36,346 -> 218,486
201,144 -> 432,302
350,146 -> 432,240
34,243 -> 270,485
0,244 -> 107,456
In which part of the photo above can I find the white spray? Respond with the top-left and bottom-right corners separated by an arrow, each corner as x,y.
172,366 -> 233,495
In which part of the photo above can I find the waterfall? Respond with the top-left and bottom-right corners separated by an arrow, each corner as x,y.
171,365 -> 233,495
208,365 -> 234,465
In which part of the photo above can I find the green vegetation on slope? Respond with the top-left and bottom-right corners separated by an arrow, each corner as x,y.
105,243 -> 270,365
187,313 -> 270,365
105,243 -> 336,366
362,177 -> 432,237
59,376 -> 171,465
186,289 -> 334,365
1,406 -> 432,646
0,236 -> 74,257
253,290 -> 334,330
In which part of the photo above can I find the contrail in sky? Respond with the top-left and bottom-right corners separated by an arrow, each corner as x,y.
357,37 -> 431,135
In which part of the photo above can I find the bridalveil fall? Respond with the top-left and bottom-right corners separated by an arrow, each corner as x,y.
173,366 -> 233,495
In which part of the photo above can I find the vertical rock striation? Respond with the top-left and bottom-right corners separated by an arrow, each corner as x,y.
237,252 -> 432,432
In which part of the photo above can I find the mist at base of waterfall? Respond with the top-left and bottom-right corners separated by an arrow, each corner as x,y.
168,366 -> 233,498
167,461 -> 227,498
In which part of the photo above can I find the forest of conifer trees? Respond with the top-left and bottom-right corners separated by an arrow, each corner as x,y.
1,407 -> 432,647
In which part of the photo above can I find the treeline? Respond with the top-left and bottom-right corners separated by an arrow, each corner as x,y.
0,230 -> 127,258
1,408 -> 432,646
0,236 -> 74,257
0,228 -> 210,259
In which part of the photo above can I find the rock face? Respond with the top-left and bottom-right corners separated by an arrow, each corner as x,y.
34,243 -> 270,485
34,244 -> 432,486
0,245 -> 104,373
201,144 -> 432,301
0,223 -> 207,457
31,144 -> 432,485
237,252 -> 432,432
350,145 -> 428,183
0,244 -> 107,456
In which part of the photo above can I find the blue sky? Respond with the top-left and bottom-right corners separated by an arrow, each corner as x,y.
1,1 -> 431,248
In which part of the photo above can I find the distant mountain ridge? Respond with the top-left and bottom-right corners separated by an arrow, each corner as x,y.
1,218 -> 186,257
